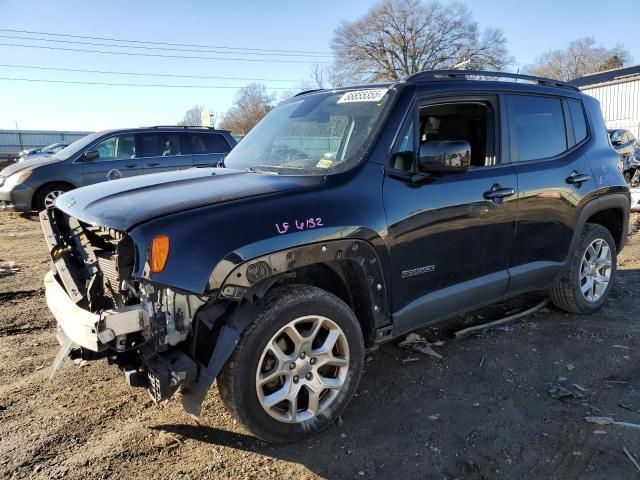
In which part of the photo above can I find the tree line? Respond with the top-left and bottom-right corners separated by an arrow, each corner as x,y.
178,0 -> 631,135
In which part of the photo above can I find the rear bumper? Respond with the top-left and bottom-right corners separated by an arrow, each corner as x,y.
44,270 -> 143,352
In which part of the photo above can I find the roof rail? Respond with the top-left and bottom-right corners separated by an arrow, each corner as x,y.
149,125 -> 220,130
294,89 -> 325,97
405,70 -> 579,91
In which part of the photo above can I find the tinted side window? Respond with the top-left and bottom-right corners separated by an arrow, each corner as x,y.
159,133 -> 183,156
507,95 -> 567,162
139,133 -> 184,157
191,133 -> 231,154
139,134 -> 160,157
568,99 -> 588,144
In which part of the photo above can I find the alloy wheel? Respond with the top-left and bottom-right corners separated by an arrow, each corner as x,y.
255,315 -> 350,424
580,238 -> 612,302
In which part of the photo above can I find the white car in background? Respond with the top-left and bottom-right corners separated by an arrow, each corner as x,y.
631,188 -> 640,212
18,142 -> 70,162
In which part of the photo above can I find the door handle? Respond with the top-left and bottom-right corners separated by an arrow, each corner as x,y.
147,162 -> 160,167
566,171 -> 591,185
483,184 -> 515,200
124,164 -> 137,169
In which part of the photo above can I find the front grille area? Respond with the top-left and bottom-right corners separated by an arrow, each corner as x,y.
95,251 -> 120,305
43,208 -> 135,312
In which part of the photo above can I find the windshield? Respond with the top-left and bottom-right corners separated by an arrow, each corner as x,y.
53,132 -> 102,160
223,88 -> 393,174
41,142 -> 64,152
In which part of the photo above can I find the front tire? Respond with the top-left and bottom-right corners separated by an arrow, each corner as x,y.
217,284 -> 364,443
550,223 -> 616,314
33,183 -> 71,211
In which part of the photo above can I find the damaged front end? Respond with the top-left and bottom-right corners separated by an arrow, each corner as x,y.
40,207 -> 212,405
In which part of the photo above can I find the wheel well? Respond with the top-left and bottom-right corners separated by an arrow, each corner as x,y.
586,208 -> 624,251
32,181 -> 75,210
286,262 -> 376,341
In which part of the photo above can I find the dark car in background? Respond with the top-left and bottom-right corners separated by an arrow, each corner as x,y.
608,128 -> 640,185
0,126 -> 236,211
18,142 -> 70,162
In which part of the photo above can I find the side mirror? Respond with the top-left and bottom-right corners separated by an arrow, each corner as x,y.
83,150 -> 99,161
418,140 -> 470,173
611,139 -> 622,146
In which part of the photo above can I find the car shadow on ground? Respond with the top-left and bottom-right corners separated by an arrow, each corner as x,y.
152,269 -> 640,479
18,211 -> 39,221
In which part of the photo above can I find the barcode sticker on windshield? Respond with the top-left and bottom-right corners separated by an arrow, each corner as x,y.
337,89 -> 388,103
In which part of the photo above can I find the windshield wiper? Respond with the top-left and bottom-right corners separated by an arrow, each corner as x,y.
246,167 -> 279,175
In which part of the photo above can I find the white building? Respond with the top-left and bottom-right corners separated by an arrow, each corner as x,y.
572,65 -> 640,138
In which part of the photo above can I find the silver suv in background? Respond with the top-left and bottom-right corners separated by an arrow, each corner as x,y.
0,126 -> 237,211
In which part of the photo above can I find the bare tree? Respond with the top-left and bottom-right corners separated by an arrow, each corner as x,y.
219,83 -> 276,135
331,0 -> 511,82
310,63 -> 347,89
525,37 -> 631,81
279,64 -> 349,102
177,105 -> 206,126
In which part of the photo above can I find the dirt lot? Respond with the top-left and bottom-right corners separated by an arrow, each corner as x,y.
1,211 -> 640,480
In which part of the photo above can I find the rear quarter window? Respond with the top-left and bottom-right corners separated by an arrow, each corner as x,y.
568,99 -> 588,144
191,133 -> 231,154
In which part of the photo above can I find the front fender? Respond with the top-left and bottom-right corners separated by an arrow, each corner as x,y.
128,162 -> 389,295
211,235 -> 390,328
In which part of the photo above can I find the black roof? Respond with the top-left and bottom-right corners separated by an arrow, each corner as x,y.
570,64 -> 640,88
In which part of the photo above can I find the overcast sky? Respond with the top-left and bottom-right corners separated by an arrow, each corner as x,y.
1,0 -> 638,132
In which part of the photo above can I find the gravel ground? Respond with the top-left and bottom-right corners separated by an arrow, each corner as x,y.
1,211 -> 639,480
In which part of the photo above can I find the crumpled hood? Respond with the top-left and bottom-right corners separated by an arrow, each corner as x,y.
1,155 -> 64,176
54,167 -> 324,231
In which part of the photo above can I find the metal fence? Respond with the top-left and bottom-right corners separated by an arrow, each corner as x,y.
582,79 -> 640,139
0,129 -> 92,160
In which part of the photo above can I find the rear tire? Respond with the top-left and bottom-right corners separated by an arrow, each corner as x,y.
33,183 -> 72,211
217,284 -> 364,443
549,224 -> 616,314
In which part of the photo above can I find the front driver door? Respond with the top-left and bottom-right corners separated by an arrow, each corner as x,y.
383,96 -> 518,334
81,133 -> 142,185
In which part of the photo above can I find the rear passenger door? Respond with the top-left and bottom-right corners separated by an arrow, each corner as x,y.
138,132 -> 193,174
190,132 -> 232,167
504,94 -> 596,293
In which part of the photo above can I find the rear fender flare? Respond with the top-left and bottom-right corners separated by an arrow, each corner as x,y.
568,193 -> 630,257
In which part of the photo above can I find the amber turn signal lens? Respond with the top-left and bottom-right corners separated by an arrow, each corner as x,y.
150,235 -> 170,273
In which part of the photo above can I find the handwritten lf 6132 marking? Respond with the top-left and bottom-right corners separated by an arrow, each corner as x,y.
276,217 -> 324,235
